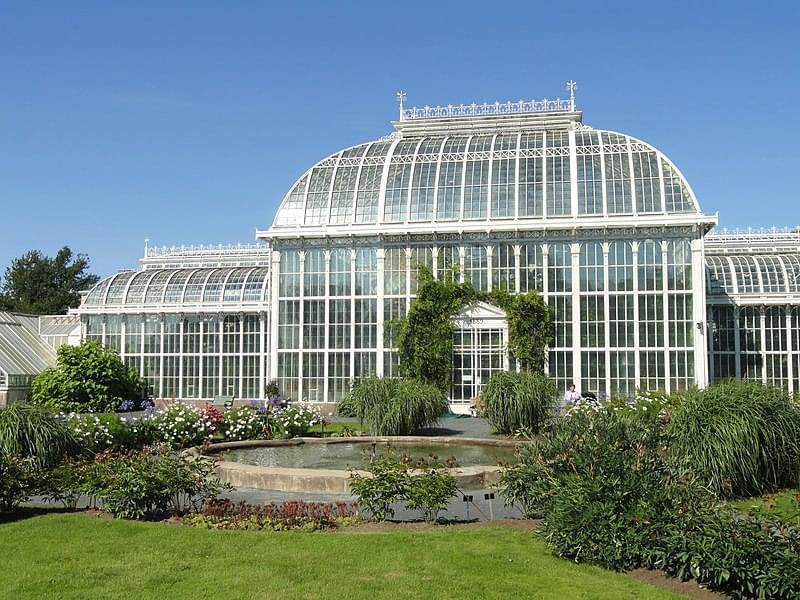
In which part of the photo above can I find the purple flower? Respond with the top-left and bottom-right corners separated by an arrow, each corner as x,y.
118,399 -> 135,412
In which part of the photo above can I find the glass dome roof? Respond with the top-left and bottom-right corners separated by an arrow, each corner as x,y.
272,128 -> 700,229
83,267 -> 270,308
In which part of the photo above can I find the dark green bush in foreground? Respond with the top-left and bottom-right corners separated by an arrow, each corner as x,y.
340,377 -> 447,435
80,446 -> 229,519
669,380 -> 800,498
349,457 -> 458,522
0,453 -> 42,511
481,371 -> 556,435
500,395 -> 800,599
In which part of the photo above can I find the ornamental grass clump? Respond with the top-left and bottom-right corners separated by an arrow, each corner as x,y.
0,402 -> 80,467
343,377 -> 447,435
668,380 -> 800,498
481,371 -> 556,435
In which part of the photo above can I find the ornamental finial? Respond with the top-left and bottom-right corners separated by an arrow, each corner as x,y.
397,90 -> 407,120
566,80 -> 577,111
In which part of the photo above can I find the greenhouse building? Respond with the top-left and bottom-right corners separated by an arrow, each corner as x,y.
75,85 -> 800,411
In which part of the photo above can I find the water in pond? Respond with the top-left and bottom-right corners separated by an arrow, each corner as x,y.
223,442 -> 519,470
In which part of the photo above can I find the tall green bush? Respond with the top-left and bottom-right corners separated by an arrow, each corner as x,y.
342,377 -> 447,435
668,380 -> 800,498
482,371 -> 556,434
30,340 -> 143,413
0,403 -> 80,467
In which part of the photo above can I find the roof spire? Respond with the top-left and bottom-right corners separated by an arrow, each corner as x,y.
396,90 -> 407,120
566,80 -> 577,111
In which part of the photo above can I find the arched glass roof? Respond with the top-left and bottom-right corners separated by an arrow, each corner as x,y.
272,128 -> 700,228
706,254 -> 800,296
83,267 -> 270,308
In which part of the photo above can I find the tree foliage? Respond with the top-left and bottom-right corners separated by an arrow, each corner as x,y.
396,268 -> 477,391
396,267 -> 552,391
30,340 -> 143,413
0,246 -> 99,314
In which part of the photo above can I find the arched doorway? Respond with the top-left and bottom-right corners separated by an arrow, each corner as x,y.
450,302 -> 509,413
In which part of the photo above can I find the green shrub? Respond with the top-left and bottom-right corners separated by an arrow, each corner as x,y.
500,407 -> 718,570
651,508 -> 800,599
0,403 -> 80,467
482,371 -> 556,435
137,402 -> 216,449
222,406 -> 264,441
81,445 -> 229,519
349,456 -> 459,522
668,380 -> 800,498
343,377 -> 447,436
349,458 -> 407,521
404,469 -> 458,522
62,412 -> 133,452
0,453 -> 42,511
272,404 -> 320,438
30,340 -> 142,413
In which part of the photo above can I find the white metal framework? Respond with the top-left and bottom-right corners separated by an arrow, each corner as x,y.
74,87 -> 799,409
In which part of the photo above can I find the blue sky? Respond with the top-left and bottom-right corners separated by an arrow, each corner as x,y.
1,1 -> 798,278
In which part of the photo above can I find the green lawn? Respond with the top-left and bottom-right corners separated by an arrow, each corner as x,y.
729,488 -> 800,524
0,512 -> 689,600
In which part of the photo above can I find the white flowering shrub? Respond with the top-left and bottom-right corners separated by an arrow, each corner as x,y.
565,390 -> 676,421
222,407 -> 264,441
273,403 -> 320,438
143,402 -> 217,448
60,412 -> 131,451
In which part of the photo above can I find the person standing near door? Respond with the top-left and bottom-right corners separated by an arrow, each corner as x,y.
562,383 -> 580,413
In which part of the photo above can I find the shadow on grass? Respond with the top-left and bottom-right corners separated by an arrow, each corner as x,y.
0,505 -> 79,525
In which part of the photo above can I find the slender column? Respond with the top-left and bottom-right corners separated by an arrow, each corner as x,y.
631,242 -> 641,386
570,242 -> 581,389
376,248 -> 386,377
198,318 -> 205,399
661,241 -> 671,394
690,235 -> 708,387
269,250 -> 281,383
298,252 -> 306,401
760,306 -> 768,385
349,249 -> 357,386
733,307 -> 741,379
258,313 -> 266,399
486,245 -> 494,292
787,307 -> 795,395
541,243 -> 550,376
217,314 -> 224,397
178,315 -> 184,399
323,250 -> 331,398
238,313 -> 245,399
602,242 -> 611,396
513,244 -> 521,294
158,315 -> 165,398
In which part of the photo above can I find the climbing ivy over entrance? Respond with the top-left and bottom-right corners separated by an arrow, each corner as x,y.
395,268 -> 552,392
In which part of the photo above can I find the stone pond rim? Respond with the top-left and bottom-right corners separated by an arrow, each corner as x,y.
198,436 -> 526,495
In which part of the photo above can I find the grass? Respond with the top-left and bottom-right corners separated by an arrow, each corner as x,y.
307,421 -> 364,437
729,488 -> 800,524
0,512 -> 690,600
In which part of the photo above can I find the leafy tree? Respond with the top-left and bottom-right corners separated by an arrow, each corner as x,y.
30,340 -> 143,413
0,246 -> 100,314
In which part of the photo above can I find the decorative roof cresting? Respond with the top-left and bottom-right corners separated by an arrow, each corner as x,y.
397,81 -> 578,121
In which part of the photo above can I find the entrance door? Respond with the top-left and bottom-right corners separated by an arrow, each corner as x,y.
451,327 -> 506,410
